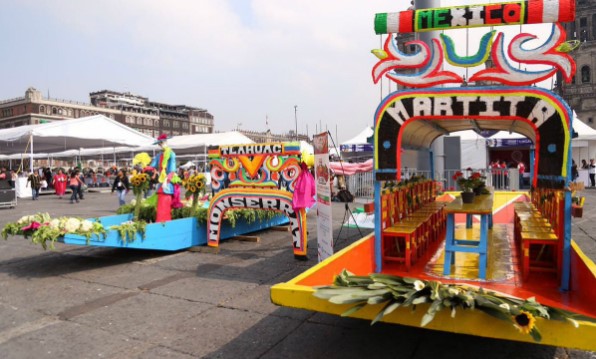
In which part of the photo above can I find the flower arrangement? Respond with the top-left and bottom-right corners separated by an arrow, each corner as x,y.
183,173 -> 207,210
453,169 -> 485,193
314,270 -> 595,342
130,172 -> 150,220
2,213 -> 106,249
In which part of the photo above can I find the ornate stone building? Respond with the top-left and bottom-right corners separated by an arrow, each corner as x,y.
0,88 -> 214,137
238,129 -> 309,143
558,0 -> 596,128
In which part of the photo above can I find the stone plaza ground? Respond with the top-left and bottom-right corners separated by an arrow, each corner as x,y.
0,189 -> 595,358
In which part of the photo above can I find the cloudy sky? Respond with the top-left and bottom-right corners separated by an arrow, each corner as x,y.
0,0 -> 553,142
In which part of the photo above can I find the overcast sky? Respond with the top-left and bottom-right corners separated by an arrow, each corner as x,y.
0,0 -> 553,142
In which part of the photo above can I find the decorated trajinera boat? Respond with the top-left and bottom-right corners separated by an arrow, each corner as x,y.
272,0 -> 596,351
2,141 -> 309,255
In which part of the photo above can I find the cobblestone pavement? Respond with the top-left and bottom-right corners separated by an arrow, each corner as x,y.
0,190 -> 594,358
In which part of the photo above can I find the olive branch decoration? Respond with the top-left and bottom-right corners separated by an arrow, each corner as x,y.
314,270 -> 596,342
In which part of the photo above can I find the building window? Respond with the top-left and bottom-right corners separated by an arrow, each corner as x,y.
163,120 -> 170,127
589,118 -> 594,124
39,105 -> 45,114
592,14 -> 596,42
52,107 -> 57,115
582,66 -> 591,83
173,121 -> 180,128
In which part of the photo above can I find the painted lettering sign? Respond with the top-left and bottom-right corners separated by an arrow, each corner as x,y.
374,0 -> 574,34
209,142 -> 301,158
207,189 -> 307,256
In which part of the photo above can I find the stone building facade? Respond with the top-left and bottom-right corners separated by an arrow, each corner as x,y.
238,129 -> 309,143
558,0 -> 596,127
0,88 -> 214,137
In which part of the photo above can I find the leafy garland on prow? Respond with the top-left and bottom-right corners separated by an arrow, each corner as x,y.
116,202 -> 278,228
110,221 -> 147,243
1,213 -> 107,250
314,270 -> 596,342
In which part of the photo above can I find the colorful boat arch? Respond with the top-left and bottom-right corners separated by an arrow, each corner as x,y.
374,86 -> 573,187
207,142 -> 308,257
207,188 -> 307,256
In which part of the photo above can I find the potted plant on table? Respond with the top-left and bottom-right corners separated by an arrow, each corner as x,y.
453,170 -> 476,203
571,195 -> 585,218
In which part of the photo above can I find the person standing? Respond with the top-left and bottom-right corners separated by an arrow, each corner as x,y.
572,160 -> 579,182
53,169 -> 67,198
589,159 -> 596,187
68,171 -> 83,203
582,159 -> 589,169
77,170 -> 85,200
26,171 -> 42,200
517,161 -> 526,188
111,169 -> 130,206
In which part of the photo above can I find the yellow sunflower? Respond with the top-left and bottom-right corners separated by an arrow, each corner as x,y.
189,185 -> 197,193
513,311 -> 536,335
196,180 -> 205,189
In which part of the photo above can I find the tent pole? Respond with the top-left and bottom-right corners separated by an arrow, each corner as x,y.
29,133 -> 34,174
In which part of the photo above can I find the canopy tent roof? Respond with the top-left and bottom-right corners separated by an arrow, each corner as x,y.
0,115 -> 154,155
389,109 -> 595,150
390,115 -> 536,150
129,131 -> 255,155
571,113 -> 596,141
342,127 -> 373,145
0,130 -> 254,159
164,131 -> 254,150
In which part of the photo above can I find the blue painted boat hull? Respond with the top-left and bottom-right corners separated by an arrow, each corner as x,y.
61,213 -> 289,251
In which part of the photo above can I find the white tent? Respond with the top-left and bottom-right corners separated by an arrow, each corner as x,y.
0,115 -> 154,172
0,115 -> 154,154
166,131 -> 253,151
341,127 -> 374,146
571,113 -> 596,163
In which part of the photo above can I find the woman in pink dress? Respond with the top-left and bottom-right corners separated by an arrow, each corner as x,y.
53,169 -> 67,198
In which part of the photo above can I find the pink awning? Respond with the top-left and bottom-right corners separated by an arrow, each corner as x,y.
329,159 -> 373,175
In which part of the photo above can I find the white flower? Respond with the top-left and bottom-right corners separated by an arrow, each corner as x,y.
49,219 -> 61,229
413,280 -> 426,291
80,220 -> 93,232
63,218 -> 81,233
17,215 -> 33,225
130,199 -> 136,206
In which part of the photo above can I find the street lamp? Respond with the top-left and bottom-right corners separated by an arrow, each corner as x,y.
294,105 -> 298,141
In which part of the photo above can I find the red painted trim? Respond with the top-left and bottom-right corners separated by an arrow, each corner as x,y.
527,0 -> 543,24
399,10 -> 414,34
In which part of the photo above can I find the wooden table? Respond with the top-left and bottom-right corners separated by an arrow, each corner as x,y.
443,193 -> 494,279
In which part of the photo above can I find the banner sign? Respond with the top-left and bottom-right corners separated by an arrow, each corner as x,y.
487,138 -> 533,147
340,144 -> 374,153
313,132 -> 334,261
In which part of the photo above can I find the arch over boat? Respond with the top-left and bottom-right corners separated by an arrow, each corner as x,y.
374,86 -> 573,188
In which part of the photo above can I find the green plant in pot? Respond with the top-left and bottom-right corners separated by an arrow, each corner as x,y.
453,170 -> 475,203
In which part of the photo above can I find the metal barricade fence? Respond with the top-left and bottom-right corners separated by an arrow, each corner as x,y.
346,171 -> 374,198
344,167 -> 519,200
